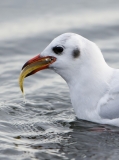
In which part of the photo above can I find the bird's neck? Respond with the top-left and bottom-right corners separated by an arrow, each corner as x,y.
67,63 -> 113,121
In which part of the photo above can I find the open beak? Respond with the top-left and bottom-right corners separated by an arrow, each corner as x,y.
19,54 -> 56,93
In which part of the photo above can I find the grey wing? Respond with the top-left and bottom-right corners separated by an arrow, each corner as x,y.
99,94 -> 119,119
99,70 -> 119,120
100,70 -> 119,120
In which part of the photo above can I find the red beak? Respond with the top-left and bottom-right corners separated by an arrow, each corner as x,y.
21,54 -> 56,77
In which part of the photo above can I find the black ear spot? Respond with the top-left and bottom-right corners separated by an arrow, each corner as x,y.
72,48 -> 80,58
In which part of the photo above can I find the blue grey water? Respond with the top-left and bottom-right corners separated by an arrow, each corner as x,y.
0,0 -> 119,159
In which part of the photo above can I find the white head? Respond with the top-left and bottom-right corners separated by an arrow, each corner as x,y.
40,33 -> 109,85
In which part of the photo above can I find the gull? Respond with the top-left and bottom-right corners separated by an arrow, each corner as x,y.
20,33 -> 119,127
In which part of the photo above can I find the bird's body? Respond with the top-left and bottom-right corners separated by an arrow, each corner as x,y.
20,33 -> 119,127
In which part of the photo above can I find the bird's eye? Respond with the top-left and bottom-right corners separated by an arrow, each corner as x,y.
52,46 -> 64,55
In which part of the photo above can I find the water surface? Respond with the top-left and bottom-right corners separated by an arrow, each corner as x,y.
0,1 -> 119,159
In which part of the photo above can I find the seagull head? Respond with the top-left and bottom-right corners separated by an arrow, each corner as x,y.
21,33 -> 108,86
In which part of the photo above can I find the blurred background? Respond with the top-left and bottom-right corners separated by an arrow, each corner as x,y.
0,0 -> 119,160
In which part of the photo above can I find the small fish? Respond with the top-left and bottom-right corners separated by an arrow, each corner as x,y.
19,55 -> 56,94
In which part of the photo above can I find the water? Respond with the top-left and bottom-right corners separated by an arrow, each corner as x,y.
0,0 -> 119,159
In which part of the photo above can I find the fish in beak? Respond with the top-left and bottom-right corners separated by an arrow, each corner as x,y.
19,55 -> 56,93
